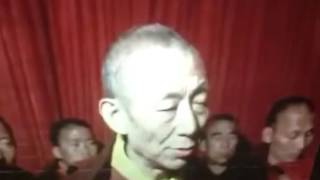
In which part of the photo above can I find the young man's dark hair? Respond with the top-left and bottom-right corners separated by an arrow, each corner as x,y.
265,96 -> 315,127
49,118 -> 91,146
206,113 -> 235,125
200,113 -> 237,141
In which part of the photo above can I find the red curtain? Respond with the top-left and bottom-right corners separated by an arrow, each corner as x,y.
0,0 -> 320,172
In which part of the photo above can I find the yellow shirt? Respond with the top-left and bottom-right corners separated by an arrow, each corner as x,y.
111,135 -> 179,180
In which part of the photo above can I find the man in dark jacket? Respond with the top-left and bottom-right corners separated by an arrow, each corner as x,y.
0,116 -> 34,180
184,114 -> 266,180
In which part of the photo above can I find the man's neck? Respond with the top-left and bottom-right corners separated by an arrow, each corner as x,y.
207,163 -> 227,175
126,145 -> 174,179
58,161 -> 69,175
267,153 -> 280,166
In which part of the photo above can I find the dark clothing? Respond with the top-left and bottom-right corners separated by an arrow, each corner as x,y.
310,146 -> 320,180
256,143 -> 315,180
37,158 -> 110,180
184,136 -> 267,180
36,160 -> 62,180
0,164 -> 34,180
183,156 -> 266,180
36,160 -> 78,180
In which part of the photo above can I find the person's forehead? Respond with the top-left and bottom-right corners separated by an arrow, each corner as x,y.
275,105 -> 314,130
121,46 -> 206,96
124,45 -> 202,74
207,120 -> 235,133
59,126 -> 92,140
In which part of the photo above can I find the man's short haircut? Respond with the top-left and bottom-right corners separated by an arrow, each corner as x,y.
265,96 -> 315,127
101,23 -> 202,98
50,118 -> 91,146
0,116 -> 15,146
203,113 -> 236,132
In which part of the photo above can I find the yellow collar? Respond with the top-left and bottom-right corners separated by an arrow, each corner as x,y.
111,135 -> 179,180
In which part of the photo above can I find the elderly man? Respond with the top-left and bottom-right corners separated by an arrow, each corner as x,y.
261,96 -> 316,180
99,24 -> 209,180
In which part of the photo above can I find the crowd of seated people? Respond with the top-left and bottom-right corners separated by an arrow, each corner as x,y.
183,96 -> 317,180
183,114 -> 266,180
0,96 -> 317,180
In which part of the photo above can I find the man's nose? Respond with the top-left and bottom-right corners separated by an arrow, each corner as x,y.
176,100 -> 197,136
220,139 -> 232,150
78,144 -> 91,156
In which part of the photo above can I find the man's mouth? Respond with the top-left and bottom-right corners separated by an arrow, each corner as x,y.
173,145 -> 195,157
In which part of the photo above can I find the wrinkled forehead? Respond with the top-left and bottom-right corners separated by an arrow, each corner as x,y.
117,45 -> 206,98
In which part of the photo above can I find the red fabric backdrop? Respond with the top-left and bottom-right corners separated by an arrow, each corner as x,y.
0,0 -> 319,172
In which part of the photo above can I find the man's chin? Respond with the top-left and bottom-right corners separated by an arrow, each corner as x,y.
208,158 -> 229,165
284,156 -> 300,163
161,158 -> 187,170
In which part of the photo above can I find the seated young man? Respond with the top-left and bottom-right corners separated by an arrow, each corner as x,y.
0,116 -> 34,180
261,96 -> 316,180
184,114 -> 266,180
37,118 -> 100,180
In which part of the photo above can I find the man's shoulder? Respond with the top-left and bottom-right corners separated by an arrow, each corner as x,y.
0,165 -> 35,180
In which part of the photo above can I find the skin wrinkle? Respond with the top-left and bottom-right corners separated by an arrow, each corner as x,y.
100,24 -> 209,179
267,104 -> 314,165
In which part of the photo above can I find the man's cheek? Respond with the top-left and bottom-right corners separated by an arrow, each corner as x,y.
277,135 -> 290,145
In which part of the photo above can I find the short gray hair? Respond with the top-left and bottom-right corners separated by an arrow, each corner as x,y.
101,23 -> 201,98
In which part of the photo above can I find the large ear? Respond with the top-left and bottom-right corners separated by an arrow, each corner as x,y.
99,98 -> 128,135
52,146 -> 62,159
262,127 -> 273,143
199,139 -> 207,153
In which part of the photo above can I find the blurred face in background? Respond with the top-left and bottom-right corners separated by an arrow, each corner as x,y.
267,104 -> 314,164
53,125 -> 98,166
202,120 -> 238,165
0,122 -> 15,165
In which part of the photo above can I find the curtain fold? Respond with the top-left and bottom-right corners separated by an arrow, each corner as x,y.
0,0 -> 319,171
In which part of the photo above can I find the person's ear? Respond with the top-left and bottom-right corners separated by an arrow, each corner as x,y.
52,146 -> 62,159
99,98 -> 128,135
262,127 -> 273,143
199,139 -> 207,153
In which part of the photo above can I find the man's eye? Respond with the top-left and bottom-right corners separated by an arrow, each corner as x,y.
72,142 -> 81,147
0,139 -> 13,146
87,140 -> 95,146
209,134 -> 221,139
288,132 -> 299,139
192,102 -> 207,112
305,131 -> 314,138
160,106 -> 178,111
157,103 -> 178,111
